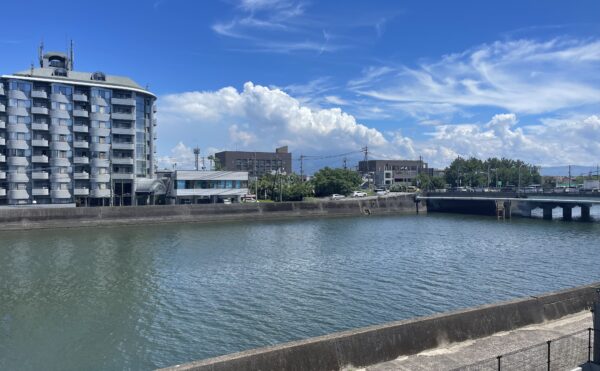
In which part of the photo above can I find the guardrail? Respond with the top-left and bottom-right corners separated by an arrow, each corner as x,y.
453,328 -> 594,371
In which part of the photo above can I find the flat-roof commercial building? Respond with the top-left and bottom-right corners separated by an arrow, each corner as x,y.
159,170 -> 249,204
0,44 -> 157,206
359,159 -> 428,188
215,146 -> 292,179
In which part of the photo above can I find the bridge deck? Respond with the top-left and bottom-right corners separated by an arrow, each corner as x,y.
418,196 -> 600,205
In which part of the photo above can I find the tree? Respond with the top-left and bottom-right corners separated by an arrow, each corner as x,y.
312,167 -> 362,197
445,156 -> 541,188
252,173 -> 314,201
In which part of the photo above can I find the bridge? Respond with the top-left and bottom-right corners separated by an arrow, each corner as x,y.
418,192 -> 600,221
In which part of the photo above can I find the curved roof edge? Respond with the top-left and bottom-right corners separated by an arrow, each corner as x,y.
2,73 -> 156,98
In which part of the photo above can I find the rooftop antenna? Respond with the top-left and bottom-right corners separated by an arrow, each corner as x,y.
30,63 -> 34,76
69,40 -> 74,70
38,41 -> 44,67
193,146 -> 200,171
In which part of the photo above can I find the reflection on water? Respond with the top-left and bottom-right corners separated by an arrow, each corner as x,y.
1,213 -> 600,370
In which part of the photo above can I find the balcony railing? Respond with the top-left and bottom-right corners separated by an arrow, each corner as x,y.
31,90 -> 48,99
73,125 -> 89,133
32,123 -> 49,131
32,139 -> 49,147
73,93 -> 88,102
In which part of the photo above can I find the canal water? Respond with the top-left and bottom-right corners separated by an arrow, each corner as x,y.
1,211 -> 600,370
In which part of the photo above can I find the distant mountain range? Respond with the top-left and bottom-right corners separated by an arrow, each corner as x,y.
540,165 -> 600,177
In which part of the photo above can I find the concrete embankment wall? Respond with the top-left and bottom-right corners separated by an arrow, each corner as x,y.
159,282 -> 600,371
0,195 -> 420,231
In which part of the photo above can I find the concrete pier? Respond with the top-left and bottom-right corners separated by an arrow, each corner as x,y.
563,205 -> 573,221
543,206 -> 554,220
582,205 -> 592,221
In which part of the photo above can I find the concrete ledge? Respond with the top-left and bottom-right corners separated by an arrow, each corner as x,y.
158,282 -> 600,371
0,195 -> 420,231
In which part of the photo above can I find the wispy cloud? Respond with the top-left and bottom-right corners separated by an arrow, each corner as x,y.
348,38 -> 600,116
213,0 -> 347,53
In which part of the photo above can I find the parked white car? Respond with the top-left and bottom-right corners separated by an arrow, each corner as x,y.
330,194 -> 346,200
374,189 -> 388,196
352,191 -> 367,197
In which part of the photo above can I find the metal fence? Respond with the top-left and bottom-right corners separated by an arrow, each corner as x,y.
451,328 -> 594,371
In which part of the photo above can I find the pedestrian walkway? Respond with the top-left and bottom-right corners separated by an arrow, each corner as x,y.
363,311 -> 593,371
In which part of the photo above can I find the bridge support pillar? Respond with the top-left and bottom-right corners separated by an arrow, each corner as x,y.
562,206 -> 573,221
581,205 -> 591,221
543,206 -> 553,220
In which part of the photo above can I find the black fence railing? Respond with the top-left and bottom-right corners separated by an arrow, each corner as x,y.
451,328 -> 594,371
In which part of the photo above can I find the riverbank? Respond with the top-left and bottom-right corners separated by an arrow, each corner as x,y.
0,194 -> 420,231
158,282 -> 599,371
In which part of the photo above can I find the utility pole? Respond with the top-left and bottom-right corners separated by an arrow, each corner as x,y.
300,154 -> 304,182
343,157 -> 347,170
568,165 -> 572,188
487,165 -> 490,188
193,146 -> 200,171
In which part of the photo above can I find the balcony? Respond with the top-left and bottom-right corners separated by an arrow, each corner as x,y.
50,141 -> 71,151
7,123 -> 28,133
32,171 -> 49,180
0,120 -> 5,129
51,173 -> 71,182
73,109 -> 89,118
8,190 -> 29,199
91,189 -> 111,198
112,142 -> 135,150
32,188 -> 50,196
90,96 -> 108,106
51,189 -> 72,199
31,106 -> 49,115
112,157 -> 134,165
73,125 -> 88,133
8,173 -> 29,183
32,139 -> 49,147
74,171 -> 90,180
73,156 -> 90,165
73,93 -> 88,102
31,155 -> 49,163
0,137 -> 4,146
8,156 -> 28,166
152,118 -> 157,127
111,97 -> 135,106
7,139 -> 29,150
49,124 -> 70,135
32,123 -> 49,131
0,155 -> 5,162
7,106 -> 28,116
8,90 -> 27,100
0,104 -> 5,112
89,112 -> 110,122
74,187 -> 90,196
90,173 -> 110,183
50,93 -> 70,104
111,112 -> 135,121
153,105 -> 157,113
73,141 -> 89,149
90,142 -> 110,152
50,158 -> 70,167
49,109 -> 71,120
91,158 -> 109,168
112,173 -> 134,180
89,127 -> 110,137
31,90 -> 48,99
112,127 -> 135,135
0,188 -> 5,197
0,85 -> 4,95
0,171 -> 5,179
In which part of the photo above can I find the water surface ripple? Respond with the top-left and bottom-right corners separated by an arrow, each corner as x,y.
1,212 -> 600,370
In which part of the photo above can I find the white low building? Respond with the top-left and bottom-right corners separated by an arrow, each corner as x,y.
161,170 -> 249,204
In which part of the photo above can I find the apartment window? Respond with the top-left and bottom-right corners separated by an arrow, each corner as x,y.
9,81 -> 31,92
52,85 -> 72,96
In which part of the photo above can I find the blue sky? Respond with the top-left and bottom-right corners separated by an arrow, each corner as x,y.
2,0 -> 600,171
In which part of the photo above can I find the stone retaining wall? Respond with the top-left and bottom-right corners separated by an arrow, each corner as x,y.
0,195 -> 420,230
158,282 -> 599,371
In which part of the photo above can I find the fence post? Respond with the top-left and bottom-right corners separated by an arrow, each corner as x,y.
594,289 -> 600,364
589,327 -> 593,363
497,355 -> 501,371
547,340 -> 551,371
